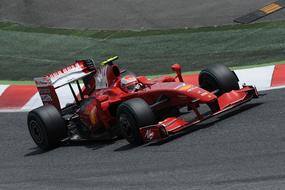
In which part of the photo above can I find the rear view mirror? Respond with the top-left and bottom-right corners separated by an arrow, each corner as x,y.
171,64 -> 183,82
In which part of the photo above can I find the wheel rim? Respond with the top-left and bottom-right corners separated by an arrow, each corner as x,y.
29,120 -> 44,144
119,115 -> 133,138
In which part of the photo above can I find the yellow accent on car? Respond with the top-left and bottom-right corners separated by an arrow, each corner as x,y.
179,85 -> 192,91
100,56 -> 119,65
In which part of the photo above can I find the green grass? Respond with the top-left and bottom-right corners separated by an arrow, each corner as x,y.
1,21 -> 285,80
0,80 -> 35,85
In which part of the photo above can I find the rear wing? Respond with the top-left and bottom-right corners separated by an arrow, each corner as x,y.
34,59 -> 96,110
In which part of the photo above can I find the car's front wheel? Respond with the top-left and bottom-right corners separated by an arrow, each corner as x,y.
117,98 -> 156,145
199,64 -> 240,96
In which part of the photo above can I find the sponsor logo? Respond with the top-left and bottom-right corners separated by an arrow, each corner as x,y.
178,84 -> 192,91
145,129 -> 154,140
34,77 -> 52,87
47,63 -> 84,82
187,86 -> 198,92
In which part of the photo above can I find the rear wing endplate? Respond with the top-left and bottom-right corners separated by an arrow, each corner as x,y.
34,59 -> 96,110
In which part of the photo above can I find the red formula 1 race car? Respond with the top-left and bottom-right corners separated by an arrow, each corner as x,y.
27,56 -> 258,150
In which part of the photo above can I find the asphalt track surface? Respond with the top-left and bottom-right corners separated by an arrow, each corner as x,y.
1,0 -> 285,30
0,88 -> 285,190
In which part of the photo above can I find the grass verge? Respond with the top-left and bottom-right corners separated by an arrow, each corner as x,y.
1,21 -> 285,80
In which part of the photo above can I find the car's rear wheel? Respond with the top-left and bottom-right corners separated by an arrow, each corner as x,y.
117,98 -> 156,145
27,105 -> 67,150
199,64 -> 239,95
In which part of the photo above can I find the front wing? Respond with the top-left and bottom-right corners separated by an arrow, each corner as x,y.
140,85 -> 258,143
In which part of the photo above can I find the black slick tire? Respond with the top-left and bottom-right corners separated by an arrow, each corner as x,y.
199,64 -> 239,95
27,105 -> 67,150
117,98 -> 156,145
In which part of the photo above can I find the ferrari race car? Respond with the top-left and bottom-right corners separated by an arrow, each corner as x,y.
27,56 -> 258,150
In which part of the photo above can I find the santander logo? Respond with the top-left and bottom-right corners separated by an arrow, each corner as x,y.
47,62 -> 84,81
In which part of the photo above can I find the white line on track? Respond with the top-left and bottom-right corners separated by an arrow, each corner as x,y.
21,93 -> 43,111
0,85 -> 9,96
235,65 -> 275,91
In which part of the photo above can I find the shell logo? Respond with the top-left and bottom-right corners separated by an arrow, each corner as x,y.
179,85 -> 192,91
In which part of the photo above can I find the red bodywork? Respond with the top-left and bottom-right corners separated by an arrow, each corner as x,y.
34,58 -> 258,143
139,86 -> 258,143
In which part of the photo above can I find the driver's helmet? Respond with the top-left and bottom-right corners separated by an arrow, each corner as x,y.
121,75 -> 140,92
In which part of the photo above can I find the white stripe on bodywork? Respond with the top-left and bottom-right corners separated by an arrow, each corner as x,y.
0,85 -> 9,96
235,65 -> 275,91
